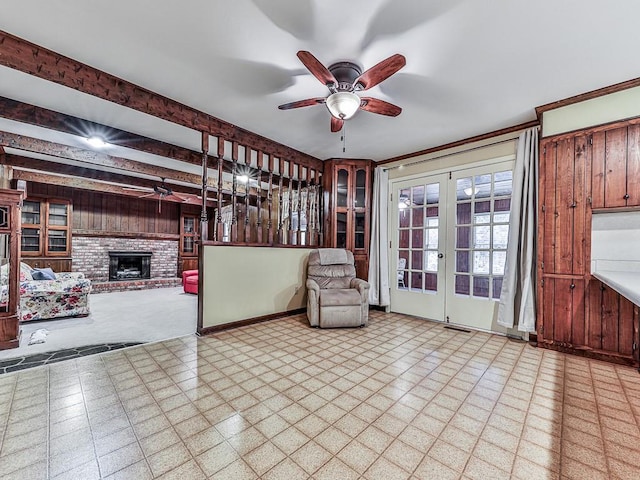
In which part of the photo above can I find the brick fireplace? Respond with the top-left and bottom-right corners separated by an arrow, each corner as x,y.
72,236 -> 178,282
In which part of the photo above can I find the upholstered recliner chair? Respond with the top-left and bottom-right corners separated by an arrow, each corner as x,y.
306,248 -> 370,328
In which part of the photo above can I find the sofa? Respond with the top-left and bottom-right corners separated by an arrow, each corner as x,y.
1,262 -> 92,322
182,269 -> 198,294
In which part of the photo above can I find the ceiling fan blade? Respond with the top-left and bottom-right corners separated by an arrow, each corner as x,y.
354,54 -> 406,91
138,192 -> 157,199
278,98 -> 326,110
360,97 -> 402,116
297,51 -> 337,87
331,116 -> 344,133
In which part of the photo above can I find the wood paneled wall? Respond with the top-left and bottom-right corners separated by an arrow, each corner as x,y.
537,122 -> 640,366
28,182 -> 179,236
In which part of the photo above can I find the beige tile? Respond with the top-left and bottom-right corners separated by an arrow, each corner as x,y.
262,457 -> 309,480
227,426 -> 268,456
414,457 -> 462,480
314,425 -> 351,454
196,440 -> 239,477
103,459 -> 153,480
313,457 -> 360,480
337,439 -> 378,473
98,442 -> 145,478
271,426 -> 310,455
290,440 -> 332,474
428,439 -> 469,472
147,443 -> 192,477
52,459 -> 100,480
244,441 -> 286,475
383,439 -> 424,473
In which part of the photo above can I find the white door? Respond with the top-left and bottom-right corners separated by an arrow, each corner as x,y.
444,163 -> 514,332
390,161 -> 514,333
389,174 -> 448,321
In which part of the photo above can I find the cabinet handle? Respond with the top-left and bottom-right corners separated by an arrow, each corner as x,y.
624,193 -> 630,200
570,283 -> 575,290
570,202 -> 577,208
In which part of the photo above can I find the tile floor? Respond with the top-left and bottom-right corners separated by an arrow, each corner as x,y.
0,311 -> 639,479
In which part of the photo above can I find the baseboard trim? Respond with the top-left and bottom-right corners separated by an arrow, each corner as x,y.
535,341 -> 638,368
198,308 -> 306,336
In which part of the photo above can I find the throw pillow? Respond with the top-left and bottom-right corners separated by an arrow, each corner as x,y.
32,267 -> 57,281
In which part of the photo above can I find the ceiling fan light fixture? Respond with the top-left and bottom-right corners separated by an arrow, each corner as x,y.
326,92 -> 361,120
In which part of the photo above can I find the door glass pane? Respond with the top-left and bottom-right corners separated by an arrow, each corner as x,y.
411,250 -> 423,270
398,254 -> 408,290
426,183 -> 439,204
425,273 -> 437,292
410,271 -> 423,291
455,275 -> 470,295
473,251 -> 490,274
184,217 -> 195,233
473,276 -> 490,297
493,251 -> 506,275
456,251 -> 470,273
399,230 -> 410,249
411,207 -> 423,227
425,251 -> 438,272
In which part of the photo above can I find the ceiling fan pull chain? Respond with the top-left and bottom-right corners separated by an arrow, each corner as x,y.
341,123 -> 347,153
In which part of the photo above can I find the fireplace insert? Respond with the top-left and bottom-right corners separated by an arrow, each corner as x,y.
108,251 -> 152,281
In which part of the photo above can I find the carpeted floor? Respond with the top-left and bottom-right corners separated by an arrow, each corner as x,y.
0,287 -> 197,362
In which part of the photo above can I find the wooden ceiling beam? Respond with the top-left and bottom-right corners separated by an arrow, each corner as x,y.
3,153 -> 203,195
0,30 -> 324,172
12,169 -> 211,206
0,95 -> 204,166
0,130 -> 203,185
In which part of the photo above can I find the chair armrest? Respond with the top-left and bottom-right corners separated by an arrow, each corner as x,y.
306,279 -> 320,293
350,278 -> 370,294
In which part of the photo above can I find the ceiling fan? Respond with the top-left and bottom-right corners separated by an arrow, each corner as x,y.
124,178 -> 187,212
278,51 -> 406,132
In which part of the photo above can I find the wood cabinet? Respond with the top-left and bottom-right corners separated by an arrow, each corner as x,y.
591,124 -> 640,208
21,258 -> 72,272
537,126 -> 640,366
0,189 -> 23,350
178,210 -> 199,275
20,197 -> 72,272
21,198 -> 71,254
323,159 -> 372,280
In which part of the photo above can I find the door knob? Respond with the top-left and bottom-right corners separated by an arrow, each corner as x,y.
438,253 -> 444,258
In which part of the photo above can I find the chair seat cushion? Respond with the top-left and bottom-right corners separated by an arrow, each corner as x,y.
319,288 -> 361,307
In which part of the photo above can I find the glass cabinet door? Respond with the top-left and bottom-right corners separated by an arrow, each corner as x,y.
181,215 -> 198,255
21,200 -> 42,255
46,202 -> 70,255
355,169 -> 366,208
336,169 -> 349,208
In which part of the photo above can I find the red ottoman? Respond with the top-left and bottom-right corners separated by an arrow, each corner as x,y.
182,270 -> 198,294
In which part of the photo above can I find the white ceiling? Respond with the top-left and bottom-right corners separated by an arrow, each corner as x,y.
2,0 -> 640,162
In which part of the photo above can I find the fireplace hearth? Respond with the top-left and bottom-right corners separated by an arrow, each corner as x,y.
109,251 -> 152,281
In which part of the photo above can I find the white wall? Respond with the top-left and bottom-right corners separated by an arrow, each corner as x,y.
591,211 -> 640,273
202,245 -> 313,328
542,85 -> 640,137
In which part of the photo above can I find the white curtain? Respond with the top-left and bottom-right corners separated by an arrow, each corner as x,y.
368,167 -> 390,306
497,127 -> 539,331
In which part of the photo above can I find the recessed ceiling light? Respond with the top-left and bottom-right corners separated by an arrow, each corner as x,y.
86,135 -> 107,148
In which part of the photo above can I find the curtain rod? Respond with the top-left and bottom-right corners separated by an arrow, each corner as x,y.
382,137 -> 518,172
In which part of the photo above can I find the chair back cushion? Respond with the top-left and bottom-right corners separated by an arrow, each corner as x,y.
307,249 -> 355,289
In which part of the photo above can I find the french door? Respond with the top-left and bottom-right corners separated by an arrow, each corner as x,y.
390,161 -> 514,333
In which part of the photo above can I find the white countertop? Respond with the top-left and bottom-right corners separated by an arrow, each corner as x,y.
592,270 -> 640,307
